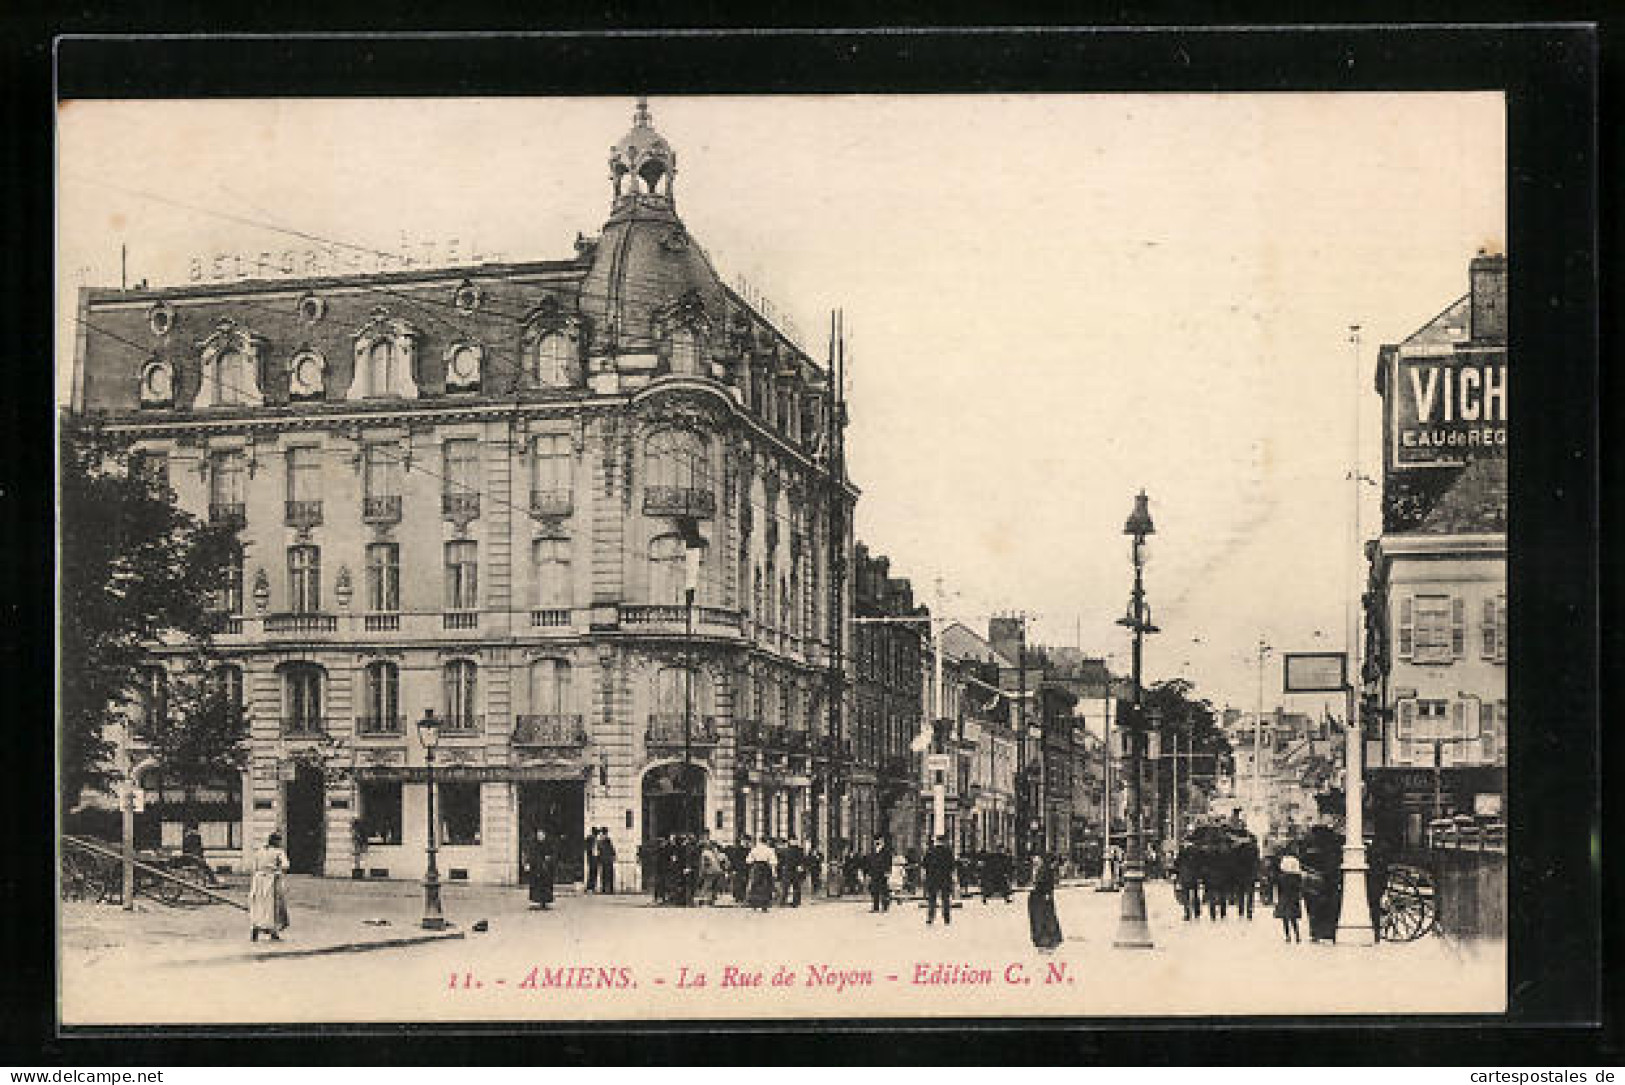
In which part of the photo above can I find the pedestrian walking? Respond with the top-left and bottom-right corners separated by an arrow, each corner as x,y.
922,835 -> 956,926
1235,831 -> 1260,919
745,837 -> 777,912
727,838 -> 749,902
781,837 -> 806,907
524,828 -> 558,910
596,829 -> 618,895
1028,853 -> 1064,951
1273,854 -> 1304,943
867,836 -> 893,913
248,831 -> 289,942
1174,844 -> 1203,921
697,840 -> 724,904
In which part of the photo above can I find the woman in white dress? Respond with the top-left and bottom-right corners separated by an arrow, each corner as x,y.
248,831 -> 290,941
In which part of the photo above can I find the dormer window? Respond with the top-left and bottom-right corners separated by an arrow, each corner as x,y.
347,309 -> 420,400
670,327 -> 702,376
193,322 -> 265,409
535,331 -> 577,388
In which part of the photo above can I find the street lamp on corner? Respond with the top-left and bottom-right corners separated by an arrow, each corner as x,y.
417,708 -> 447,931
1114,490 -> 1160,949
678,516 -> 708,836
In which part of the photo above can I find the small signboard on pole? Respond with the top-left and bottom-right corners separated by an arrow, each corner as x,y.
1282,651 -> 1348,693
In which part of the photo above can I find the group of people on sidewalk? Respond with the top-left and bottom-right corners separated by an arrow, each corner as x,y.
1168,818 -> 1387,945
637,834 -> 822,909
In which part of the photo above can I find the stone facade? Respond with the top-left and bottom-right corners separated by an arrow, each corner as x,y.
70,101 -> 857,888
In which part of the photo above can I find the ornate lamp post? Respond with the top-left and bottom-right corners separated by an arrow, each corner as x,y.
679,517 -> 708,836
1114,490 -> 1160,949
417,708 -> 446,930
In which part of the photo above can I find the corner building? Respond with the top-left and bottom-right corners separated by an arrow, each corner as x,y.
70,102 -> 857,889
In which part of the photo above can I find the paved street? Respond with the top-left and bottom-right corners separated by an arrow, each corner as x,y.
62,876 -> 1503,1023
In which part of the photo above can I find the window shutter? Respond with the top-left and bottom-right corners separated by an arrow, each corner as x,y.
1450,596 -> 1467,658
1397,596 -> 1414,660
1481,598 -> 1497,659
1495,596 -> 1507,663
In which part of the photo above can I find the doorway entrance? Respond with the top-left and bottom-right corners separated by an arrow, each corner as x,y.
642,763 -> 707,842
517,780 -> 585,883
285,763 -> 325,874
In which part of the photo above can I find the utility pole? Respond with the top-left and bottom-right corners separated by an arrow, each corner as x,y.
1336,322 -> 1375,945
1014,613 -> 1030,879
1254,637 -> 1271,834
822,309 -> 849,889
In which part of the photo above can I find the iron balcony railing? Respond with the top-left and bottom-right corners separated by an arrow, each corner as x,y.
529,489 -> 573,517
442,493 -> 481,519
209,502 -> 245,525
647,714 -> 720,746
642,486 -> 716,519
531,608 -> 571,628
443,611 -> 479,630
281,716 -> 326,737
512,714 -> 586,748
364,613 -> 401,632
265,613 -> 337,634
362,495 -> 402,522
356,714 -> 404,736
284,500 -> 323,528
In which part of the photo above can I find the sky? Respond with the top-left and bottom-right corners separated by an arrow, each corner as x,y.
56,93 -> 1504,713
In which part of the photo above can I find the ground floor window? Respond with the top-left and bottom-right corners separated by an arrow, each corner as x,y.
359,780 -> 403,845
439,782 -> 481,845
148,774 -> 243,850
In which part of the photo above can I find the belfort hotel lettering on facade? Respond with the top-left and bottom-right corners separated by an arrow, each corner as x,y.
66,102 -> 878,888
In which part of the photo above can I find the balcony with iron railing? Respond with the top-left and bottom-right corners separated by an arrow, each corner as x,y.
265,613 -> 337,635
442,492 -> 481,519
512,714 -> 586,749
642,486 -> 716,519
284,500 -> 323,528
531,608 -> 572,628
363,495 -> 402,523
443,610 -> 479,630
364,612 -> 401,632
209,502 -> 246,526
281,716 -> 326,738
355,714 -> 404,736
646,713 -> 720,748
529,489 -> 573,517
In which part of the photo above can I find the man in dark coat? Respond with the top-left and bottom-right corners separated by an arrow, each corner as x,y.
524,829 -> 557,909
1299,823 -> 1345,942
781,837 -> 806,907
867,836 -> 893,912
727,838 -> 750,902
1175,843 -> 1203,920
922,836 -> 956,925
1235,832 -> 1260,919
596,829 -> 618,895
638,839 -> 658,900
583,828 -> 600,893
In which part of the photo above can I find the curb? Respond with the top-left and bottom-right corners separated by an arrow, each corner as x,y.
167,928 -> 466,967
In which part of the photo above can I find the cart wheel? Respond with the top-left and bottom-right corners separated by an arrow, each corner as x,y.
1379,865 -> 1435,943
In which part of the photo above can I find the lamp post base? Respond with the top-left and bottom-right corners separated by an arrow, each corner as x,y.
1112,865 -> 1155,948
422,875 -> 447,931
1334,843 -> 1375,946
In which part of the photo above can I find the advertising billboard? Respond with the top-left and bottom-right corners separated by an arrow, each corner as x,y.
1391,354 -> 1507,469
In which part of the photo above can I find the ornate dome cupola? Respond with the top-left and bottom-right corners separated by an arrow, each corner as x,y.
610,97 -> 677,210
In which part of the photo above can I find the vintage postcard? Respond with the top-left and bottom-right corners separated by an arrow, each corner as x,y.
57,90 -> 1508,1025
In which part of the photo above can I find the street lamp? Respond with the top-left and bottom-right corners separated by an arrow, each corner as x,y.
678,517 -> 708,837
417,708 -> 447,930
1114,490 -> 1159,949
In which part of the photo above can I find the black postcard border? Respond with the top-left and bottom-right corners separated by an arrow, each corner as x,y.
4,19 -> 1611,1066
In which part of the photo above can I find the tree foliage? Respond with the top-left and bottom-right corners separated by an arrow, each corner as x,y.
59,414 -> 242,811
1143,677 -> 1232,829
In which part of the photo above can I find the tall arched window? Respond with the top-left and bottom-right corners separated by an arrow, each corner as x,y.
361,661 -> 399,733
528,658 -> 572,715
280,663 -> 324,735
644,429 -> 710,492
442,659 -> 478,731
535,332 -> 576,387
367,341 -> 395,396
533,537 -> 572,608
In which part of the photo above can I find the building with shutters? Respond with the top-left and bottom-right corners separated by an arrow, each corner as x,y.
67,100 -> 858,888
1362,250 -> 1507,848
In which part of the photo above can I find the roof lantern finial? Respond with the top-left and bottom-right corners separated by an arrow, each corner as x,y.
609,95 -> 677,209
634,96 -> 652,128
